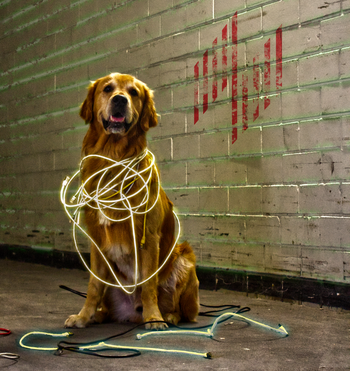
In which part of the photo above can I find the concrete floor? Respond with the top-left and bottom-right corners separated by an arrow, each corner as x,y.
0,259 -> 349,371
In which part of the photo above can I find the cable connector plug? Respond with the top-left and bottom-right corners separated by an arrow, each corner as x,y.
277,325 -> 288,336
140,236 -> 146,249
54,349 -> 64,356
62,176 -> 70,187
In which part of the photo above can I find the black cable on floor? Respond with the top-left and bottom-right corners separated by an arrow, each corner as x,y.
57,284 -> 250,358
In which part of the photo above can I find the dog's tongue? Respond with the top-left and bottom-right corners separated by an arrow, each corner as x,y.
110,115 -> 125,123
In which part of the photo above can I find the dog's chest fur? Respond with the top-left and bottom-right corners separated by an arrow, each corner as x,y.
104,239 -> 138,284
97,211 -> 143,284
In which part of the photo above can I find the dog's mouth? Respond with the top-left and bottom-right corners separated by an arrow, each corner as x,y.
102,113 -> 132,134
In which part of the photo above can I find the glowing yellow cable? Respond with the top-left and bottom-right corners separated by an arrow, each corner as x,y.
137,329 -> 212,339
136,312 -> 288,340
216,313 -> 288,336
18,331 -> 210,358
0,353 -> 20,360
19,313 -> 287,358
140,171 -> 152,249
60,149 -> 181,294
100,178 -> 137,200
19,331 -> 73,351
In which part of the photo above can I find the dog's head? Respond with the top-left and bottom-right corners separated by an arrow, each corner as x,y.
80,73 -> 158,136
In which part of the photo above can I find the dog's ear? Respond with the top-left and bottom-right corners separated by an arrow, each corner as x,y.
80,80 -> 98,124
140,85 -> 158,132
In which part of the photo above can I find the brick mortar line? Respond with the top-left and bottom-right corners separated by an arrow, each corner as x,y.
1,158 -> 349,186
0,190 -> 61,197
0,107 -> 79,127
174,211 -> 350,218
0,147 -> 80,161
175,212 -> 350,219
2,172 -> 350,189
4,181 -> 350,196
0,0 -> 50,25
162,179 -> 350,188
0,0 -> 11,7
175,211 -> 350,220
8,125 -> 86,141
185,237 -> 350,251
8,183 -> 318,199
163,180 -> 349,188
162,181 -> 348,189
1,206 -> 350,220
175,185 -> 347,192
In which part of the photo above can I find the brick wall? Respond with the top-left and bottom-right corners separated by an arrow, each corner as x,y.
0,0 -> 349,283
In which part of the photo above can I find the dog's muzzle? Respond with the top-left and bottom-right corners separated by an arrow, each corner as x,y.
103,95 -> 132,134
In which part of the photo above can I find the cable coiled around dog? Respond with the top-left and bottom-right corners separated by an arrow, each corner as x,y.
60,149 -> 181,295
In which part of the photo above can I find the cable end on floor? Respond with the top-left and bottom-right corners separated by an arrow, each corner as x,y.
278,325 -> 288,336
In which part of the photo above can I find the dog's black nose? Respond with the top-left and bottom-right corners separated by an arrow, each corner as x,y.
112,94 -> 128,105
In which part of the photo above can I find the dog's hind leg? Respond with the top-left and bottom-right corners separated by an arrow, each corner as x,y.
159,265 -> 199,325
179,268 -> 200,322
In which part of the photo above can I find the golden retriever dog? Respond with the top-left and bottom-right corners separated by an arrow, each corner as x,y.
64,73 -> 199,330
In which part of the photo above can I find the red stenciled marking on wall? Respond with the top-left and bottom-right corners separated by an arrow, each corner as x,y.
264,38 -> 271,110
193,19 -> 282,141
222,24 -> 228,91
231,12 -> 238,144
212,38 -> 218,103
242,74 -> 248,131
253,54 -> 259,122
194,61 -> 199,124
276,25 -> 282,90
203,50 -> 208,114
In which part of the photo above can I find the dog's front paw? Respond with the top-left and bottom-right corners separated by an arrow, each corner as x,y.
163,313 -> 181,326
64,314 -> 90,328
144,317 -> 168,330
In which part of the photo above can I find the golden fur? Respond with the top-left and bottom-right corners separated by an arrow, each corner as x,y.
64,73 -> 199,330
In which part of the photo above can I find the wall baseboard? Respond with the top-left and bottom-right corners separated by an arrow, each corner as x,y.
1,244 -> 349,310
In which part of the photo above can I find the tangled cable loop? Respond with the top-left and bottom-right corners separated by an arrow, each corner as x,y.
76,150 -> 158,221
60,149 -> 180,295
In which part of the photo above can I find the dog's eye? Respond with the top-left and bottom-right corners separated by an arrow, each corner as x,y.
103,85 -> 113,93
129,88 -> 138,97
